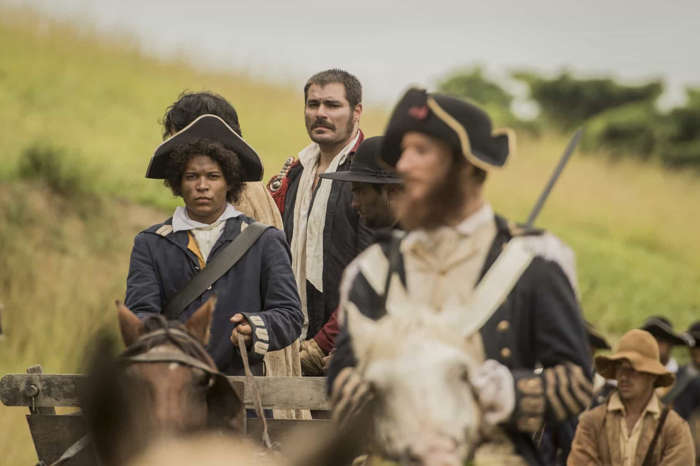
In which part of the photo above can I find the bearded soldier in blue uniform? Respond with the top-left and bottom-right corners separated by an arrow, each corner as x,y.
328,88 -> 593,465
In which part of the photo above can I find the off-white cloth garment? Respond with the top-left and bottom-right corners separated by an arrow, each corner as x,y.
172,204 -> 242,262
608,391 -> 661,466
290,132 -> 360,339
391,203 -> 524,464
399,203 -> 496,319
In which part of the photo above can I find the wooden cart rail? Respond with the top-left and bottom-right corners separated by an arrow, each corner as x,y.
1,373 -> 329,410
1,368 -> 330,465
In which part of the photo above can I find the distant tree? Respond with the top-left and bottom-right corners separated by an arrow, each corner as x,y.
658,87 -> 700,168
438,66 -> 512,109
581,86 -> 700,169
436,66 -> 536,132
583,103 -> 660,159
513,70 -> 663,130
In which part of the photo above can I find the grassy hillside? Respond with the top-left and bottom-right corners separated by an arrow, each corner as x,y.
0,8 -> 387,208
0,6 -> 698,464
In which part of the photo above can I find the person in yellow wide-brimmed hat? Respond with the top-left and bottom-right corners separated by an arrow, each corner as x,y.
569,329 -> 695,465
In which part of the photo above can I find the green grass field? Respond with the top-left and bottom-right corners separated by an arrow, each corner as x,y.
1,6 -> 698,464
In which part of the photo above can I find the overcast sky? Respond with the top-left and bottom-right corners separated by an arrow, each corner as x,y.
11,0 -> 700,109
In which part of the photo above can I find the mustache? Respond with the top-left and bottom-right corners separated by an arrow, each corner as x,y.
311,119 -> 335,130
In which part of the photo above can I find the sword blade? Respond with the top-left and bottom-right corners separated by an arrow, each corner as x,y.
525,127 -> 584,228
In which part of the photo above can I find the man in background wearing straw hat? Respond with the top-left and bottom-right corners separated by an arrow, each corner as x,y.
568,329 -> 694,465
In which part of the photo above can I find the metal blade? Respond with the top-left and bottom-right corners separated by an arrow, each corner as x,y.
525,127 -> 584,228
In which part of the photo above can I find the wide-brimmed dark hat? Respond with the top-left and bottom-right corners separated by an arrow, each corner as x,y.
320,136 -> 402,184
640,316 -> 689,346
381,88 -> 514,170
145,114 -> 263,181
585,320 -> 611,351
684,321 -> 700,348
595,329 -> 674,387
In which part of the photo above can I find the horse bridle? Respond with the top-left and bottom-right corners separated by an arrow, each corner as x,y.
48,326 -> 237,466
119,327 -> 217,371
121,325 -> 273,450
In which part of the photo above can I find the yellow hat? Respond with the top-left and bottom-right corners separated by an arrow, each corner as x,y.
595,329 -> 674,387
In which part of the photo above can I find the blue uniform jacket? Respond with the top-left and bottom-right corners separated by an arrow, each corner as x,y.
125,214 -> 303,375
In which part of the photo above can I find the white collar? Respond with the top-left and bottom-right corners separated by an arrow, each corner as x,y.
171,203 -> 242,232
454,203 -> 494,236
297,131 -> 361,171
666,357 -> 679,374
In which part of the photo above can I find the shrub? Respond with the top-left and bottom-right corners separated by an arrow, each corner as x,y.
583,103 -> 660,159
513,70 -> 663,130
438,66 -> 512,109
17,144 -> 95,198
658,140 -> 700,169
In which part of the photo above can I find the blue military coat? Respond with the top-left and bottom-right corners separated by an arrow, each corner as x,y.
125,214 -> 303,375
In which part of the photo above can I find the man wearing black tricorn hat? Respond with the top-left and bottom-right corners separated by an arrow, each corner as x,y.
300,136 -> 403,375
328,88 -> 591,464
640,316 -> 689,375
124,114 -> 303,376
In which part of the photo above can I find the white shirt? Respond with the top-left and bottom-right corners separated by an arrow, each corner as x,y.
172,204 -> 242,262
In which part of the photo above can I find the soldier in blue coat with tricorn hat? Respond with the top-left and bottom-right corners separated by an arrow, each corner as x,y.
124,113 -> 303,376
328,88 -> 592,465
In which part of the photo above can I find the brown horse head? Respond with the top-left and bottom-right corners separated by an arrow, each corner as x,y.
116,298 -> 220,433
82,298 -> 242,466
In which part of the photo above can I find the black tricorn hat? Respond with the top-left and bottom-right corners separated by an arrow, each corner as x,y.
320,136 -> 402,184
145,114 -> 263,182
640,316 -> 689,346
381,88 -> 514,170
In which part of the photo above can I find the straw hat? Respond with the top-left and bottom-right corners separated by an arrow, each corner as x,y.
595,329 -> 674,387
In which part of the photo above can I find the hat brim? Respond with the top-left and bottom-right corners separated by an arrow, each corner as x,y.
595,352 -> 674,387
643,326 -> 689,346
319,170 -> 403,184
589,333 -> 612,351
146,114 -> 263,182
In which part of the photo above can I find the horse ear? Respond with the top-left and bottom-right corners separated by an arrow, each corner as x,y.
116,300 -> 144,347
345,303 -> 379,358
185,296 -> 216,345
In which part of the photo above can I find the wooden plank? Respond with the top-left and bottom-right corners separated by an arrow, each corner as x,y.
229,376 -> 329,410
1,374 -> 329,410
26,414 -> 95,465
0,373 -> 83,408
246,418 -> 331,442
26,365 -> 56,415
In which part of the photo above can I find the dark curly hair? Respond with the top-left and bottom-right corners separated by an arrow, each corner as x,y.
163,139 -> 244,204
162,91 -> 242,139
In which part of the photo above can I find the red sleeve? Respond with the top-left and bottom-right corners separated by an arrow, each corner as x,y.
313,308 -> 340,354
267,158 -> 300,214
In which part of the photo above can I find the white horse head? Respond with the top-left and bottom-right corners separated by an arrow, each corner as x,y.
347,305 -> 483,466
